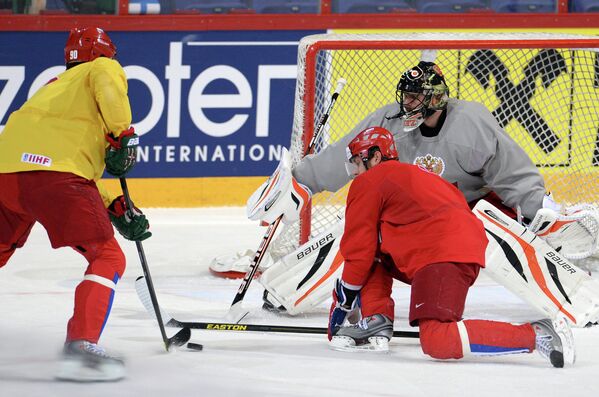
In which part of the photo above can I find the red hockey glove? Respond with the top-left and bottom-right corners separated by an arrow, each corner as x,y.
107,195 -> 151,241
105,127 -> 139,177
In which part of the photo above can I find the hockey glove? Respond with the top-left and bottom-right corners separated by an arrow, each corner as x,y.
105,127 -> 139,177
328,278 -> 361,341
108,195 -> 152,241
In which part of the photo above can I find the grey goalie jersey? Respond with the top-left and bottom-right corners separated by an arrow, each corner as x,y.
292,98 -> 546,220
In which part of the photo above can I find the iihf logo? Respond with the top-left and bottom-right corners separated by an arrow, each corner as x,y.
21,152 -> 52,167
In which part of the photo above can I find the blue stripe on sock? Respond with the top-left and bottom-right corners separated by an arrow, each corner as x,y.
470,344 -> 529,355
99,272 -> 120,335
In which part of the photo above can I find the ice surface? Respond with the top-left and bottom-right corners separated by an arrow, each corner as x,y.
1,208 -> 598,396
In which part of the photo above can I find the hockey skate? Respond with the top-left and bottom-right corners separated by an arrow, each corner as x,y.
56,340 -> 125,382
262,290 -> 287,314
330,314 -> 393,353
532,317 -> 576,368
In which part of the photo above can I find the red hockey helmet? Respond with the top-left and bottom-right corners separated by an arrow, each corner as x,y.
347,126 -> 398,164
64,27 -> 116,65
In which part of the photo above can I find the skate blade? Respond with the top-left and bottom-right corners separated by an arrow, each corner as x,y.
329,336 -> 389,353
56,359 -> 126,382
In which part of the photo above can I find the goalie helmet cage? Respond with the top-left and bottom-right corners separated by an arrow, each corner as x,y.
274,32 -> 599,254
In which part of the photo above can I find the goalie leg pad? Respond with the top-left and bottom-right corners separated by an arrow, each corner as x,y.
259,221 -> 345,315
474,200 -> 599,328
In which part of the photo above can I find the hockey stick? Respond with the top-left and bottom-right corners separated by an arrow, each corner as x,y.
226,214 -> 283,323
135,276 -> 418,338
120,178 -> 191,351
306,78 -> 347,156
225,78 -> 348,323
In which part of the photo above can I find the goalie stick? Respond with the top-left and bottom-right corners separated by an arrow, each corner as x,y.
226,78 -> 348,323
226,214 -> 282,322
135,276 -> 418,338
120,178 -> 191,351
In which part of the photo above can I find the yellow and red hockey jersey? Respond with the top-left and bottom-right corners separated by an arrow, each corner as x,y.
0,57 -> 132,188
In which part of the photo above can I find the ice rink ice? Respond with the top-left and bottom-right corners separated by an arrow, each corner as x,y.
2,207 -> 599,396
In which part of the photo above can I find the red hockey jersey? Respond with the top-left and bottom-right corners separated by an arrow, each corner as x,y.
340,161 -> 488,287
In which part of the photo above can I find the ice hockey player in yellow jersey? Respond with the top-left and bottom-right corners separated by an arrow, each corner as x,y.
0,27 -> 150,382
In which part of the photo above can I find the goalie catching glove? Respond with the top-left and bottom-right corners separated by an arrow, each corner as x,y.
247,147 -> 311,225
108,195 -> 151,241
105,127 -> 139,177
528,195 -> 599,260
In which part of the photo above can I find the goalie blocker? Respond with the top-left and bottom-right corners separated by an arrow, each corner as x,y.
260,200 -> 599,327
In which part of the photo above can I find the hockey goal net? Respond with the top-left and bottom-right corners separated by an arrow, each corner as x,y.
275,32 -> 599,255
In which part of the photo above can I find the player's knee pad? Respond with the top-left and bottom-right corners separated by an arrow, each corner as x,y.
419,319 -> 464,360
78,237 -> 126,282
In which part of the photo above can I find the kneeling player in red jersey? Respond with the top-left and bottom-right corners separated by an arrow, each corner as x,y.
327,126 -> 575,368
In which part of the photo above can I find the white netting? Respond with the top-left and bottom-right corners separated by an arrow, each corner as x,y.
277,32 -> 599,255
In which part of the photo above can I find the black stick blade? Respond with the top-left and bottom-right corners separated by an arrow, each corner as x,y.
167,327 -> 191,350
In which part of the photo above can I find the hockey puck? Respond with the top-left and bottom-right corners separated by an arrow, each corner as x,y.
187,342 -> 204,351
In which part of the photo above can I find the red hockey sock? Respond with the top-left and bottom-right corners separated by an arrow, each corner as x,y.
419,319 -> 535,360
462,319 -> 535,356
66,237 -> 126,343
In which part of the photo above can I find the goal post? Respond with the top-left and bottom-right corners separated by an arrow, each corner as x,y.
282,32 -> 599,251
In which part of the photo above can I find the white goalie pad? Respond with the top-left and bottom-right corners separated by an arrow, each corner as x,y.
259,220 -> 345,315
528,205 -> 599,260
473,200 -> 599,328
247,147 -> 311,225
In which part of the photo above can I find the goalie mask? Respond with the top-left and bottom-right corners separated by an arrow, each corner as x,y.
395,61 -> 449,131
346,127 -> 398,177
64,27 -> 117,66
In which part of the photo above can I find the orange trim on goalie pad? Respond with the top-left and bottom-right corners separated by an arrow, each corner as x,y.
536,219 -> 576,237
209,268 -> 262,280
477,210 -> 577,324
294,250 -> 344,307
